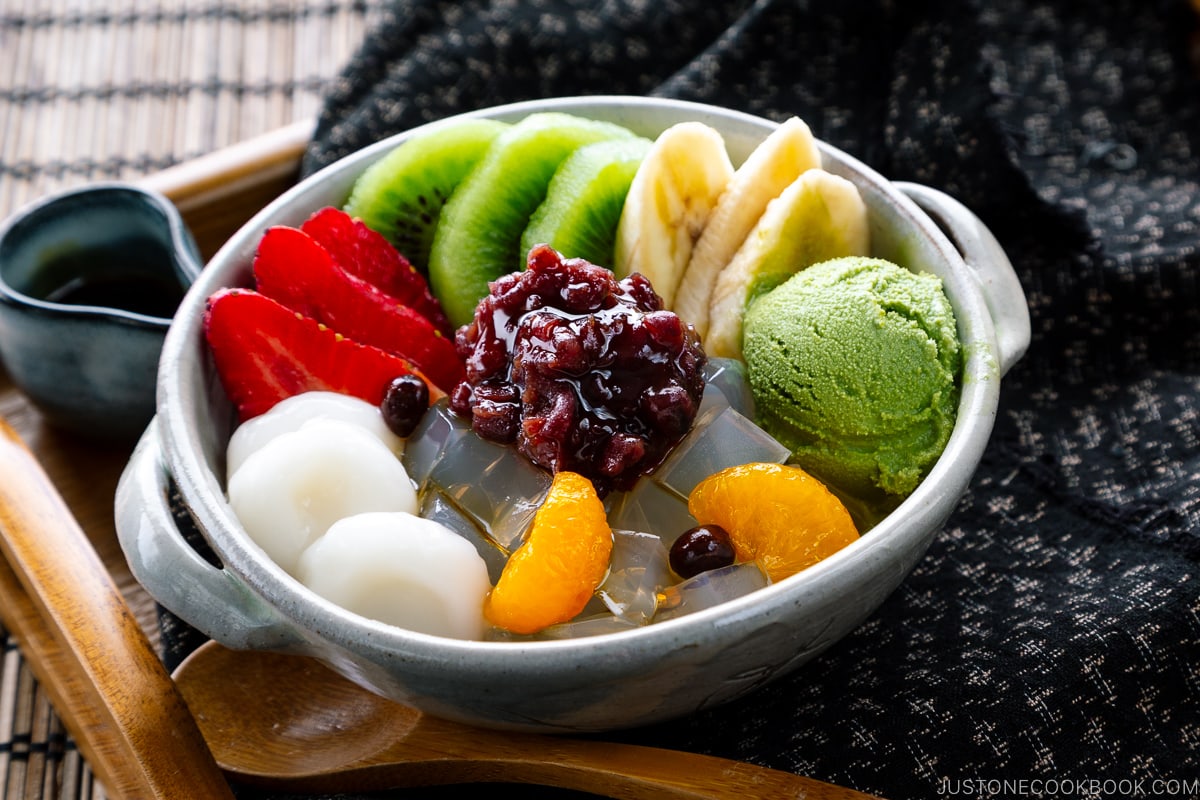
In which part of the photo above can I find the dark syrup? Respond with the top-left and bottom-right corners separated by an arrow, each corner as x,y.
34,236 -> 187,318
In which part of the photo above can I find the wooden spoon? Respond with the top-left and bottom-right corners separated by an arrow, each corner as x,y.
0,418 -> 235,799
173,640 -> 884,799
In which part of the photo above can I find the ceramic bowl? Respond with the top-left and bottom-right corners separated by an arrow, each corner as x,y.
115,97 -> 1030,732
0,183 -> 202,440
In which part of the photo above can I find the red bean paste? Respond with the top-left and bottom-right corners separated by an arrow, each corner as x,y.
450,245 -> 707,495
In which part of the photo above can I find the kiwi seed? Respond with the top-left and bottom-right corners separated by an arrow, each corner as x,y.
344,118 -> 511,273
428,112 -> 638,327
520,136 -> 652,271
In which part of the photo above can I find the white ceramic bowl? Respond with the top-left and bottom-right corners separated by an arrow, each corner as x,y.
116,96 -> 1030,732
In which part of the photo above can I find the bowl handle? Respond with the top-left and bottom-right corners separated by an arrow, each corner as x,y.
895,182 -> 1031,376
115,423 -> 301,651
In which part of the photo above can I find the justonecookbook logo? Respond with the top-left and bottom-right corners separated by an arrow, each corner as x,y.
935,777 -> 1200,798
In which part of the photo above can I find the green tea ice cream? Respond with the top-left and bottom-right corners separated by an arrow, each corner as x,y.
743,256 -> 961,498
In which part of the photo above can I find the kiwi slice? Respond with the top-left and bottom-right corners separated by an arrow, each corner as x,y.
344,118 -> 510,273
520,136 -> 652,271
427,112 -> 637,327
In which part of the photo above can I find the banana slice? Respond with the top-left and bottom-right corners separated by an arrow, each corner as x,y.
614,122 -> 734,309
673,117 -> 822,337
705,169 -> 870,360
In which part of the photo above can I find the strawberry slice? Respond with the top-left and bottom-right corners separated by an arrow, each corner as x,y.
204,288 -> 439,421
252,226 -> 465,393
301,207 -> 454,337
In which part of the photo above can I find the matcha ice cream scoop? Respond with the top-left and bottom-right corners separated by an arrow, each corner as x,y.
743,256 -> 961,498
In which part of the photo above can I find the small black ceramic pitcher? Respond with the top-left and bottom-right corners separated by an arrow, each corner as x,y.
0,183 -> 202,440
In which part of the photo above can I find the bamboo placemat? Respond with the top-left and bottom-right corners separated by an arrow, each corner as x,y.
0,2 -> 384,797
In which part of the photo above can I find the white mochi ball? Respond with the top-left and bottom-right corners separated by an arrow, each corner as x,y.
297,512 -> 492,641
226,391 -> 402,483
227,419 -> 416,575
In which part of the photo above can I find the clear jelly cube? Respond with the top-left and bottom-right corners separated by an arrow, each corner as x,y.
483,612 -> 642,641
425,426 -> 551,552
654,562 -> 770,622
654,404 -> 791,501
401,399 -> 471,488
419,488 -> 510,583
606,476 -> 696,540
703,357 -> 755,418
596,529 -> 672,624
535,614 -> 643,640
694,382 -> 730,427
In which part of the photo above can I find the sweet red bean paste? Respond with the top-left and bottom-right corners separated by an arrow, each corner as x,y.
450,245 -> 707,495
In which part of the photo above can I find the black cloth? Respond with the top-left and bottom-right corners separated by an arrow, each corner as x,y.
171,1 -> 1200,797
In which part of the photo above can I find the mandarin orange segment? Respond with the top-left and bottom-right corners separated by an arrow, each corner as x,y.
485,471 -> 614,634
687,462 -> 858,582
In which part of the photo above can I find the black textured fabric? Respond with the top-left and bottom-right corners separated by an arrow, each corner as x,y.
213,1 -> 1200,796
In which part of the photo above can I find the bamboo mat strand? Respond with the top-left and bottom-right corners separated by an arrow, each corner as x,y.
0,0 -> 385,218
0,2 -> 385,797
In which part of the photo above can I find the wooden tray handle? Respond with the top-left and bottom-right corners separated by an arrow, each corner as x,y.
139,119 -> 314,259
0,418 -> 235,799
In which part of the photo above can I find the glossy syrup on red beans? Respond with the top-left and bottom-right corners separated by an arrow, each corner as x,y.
450,245 -> 707,495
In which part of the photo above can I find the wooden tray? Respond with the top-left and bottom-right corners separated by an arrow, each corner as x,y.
0,120 -> 313,645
